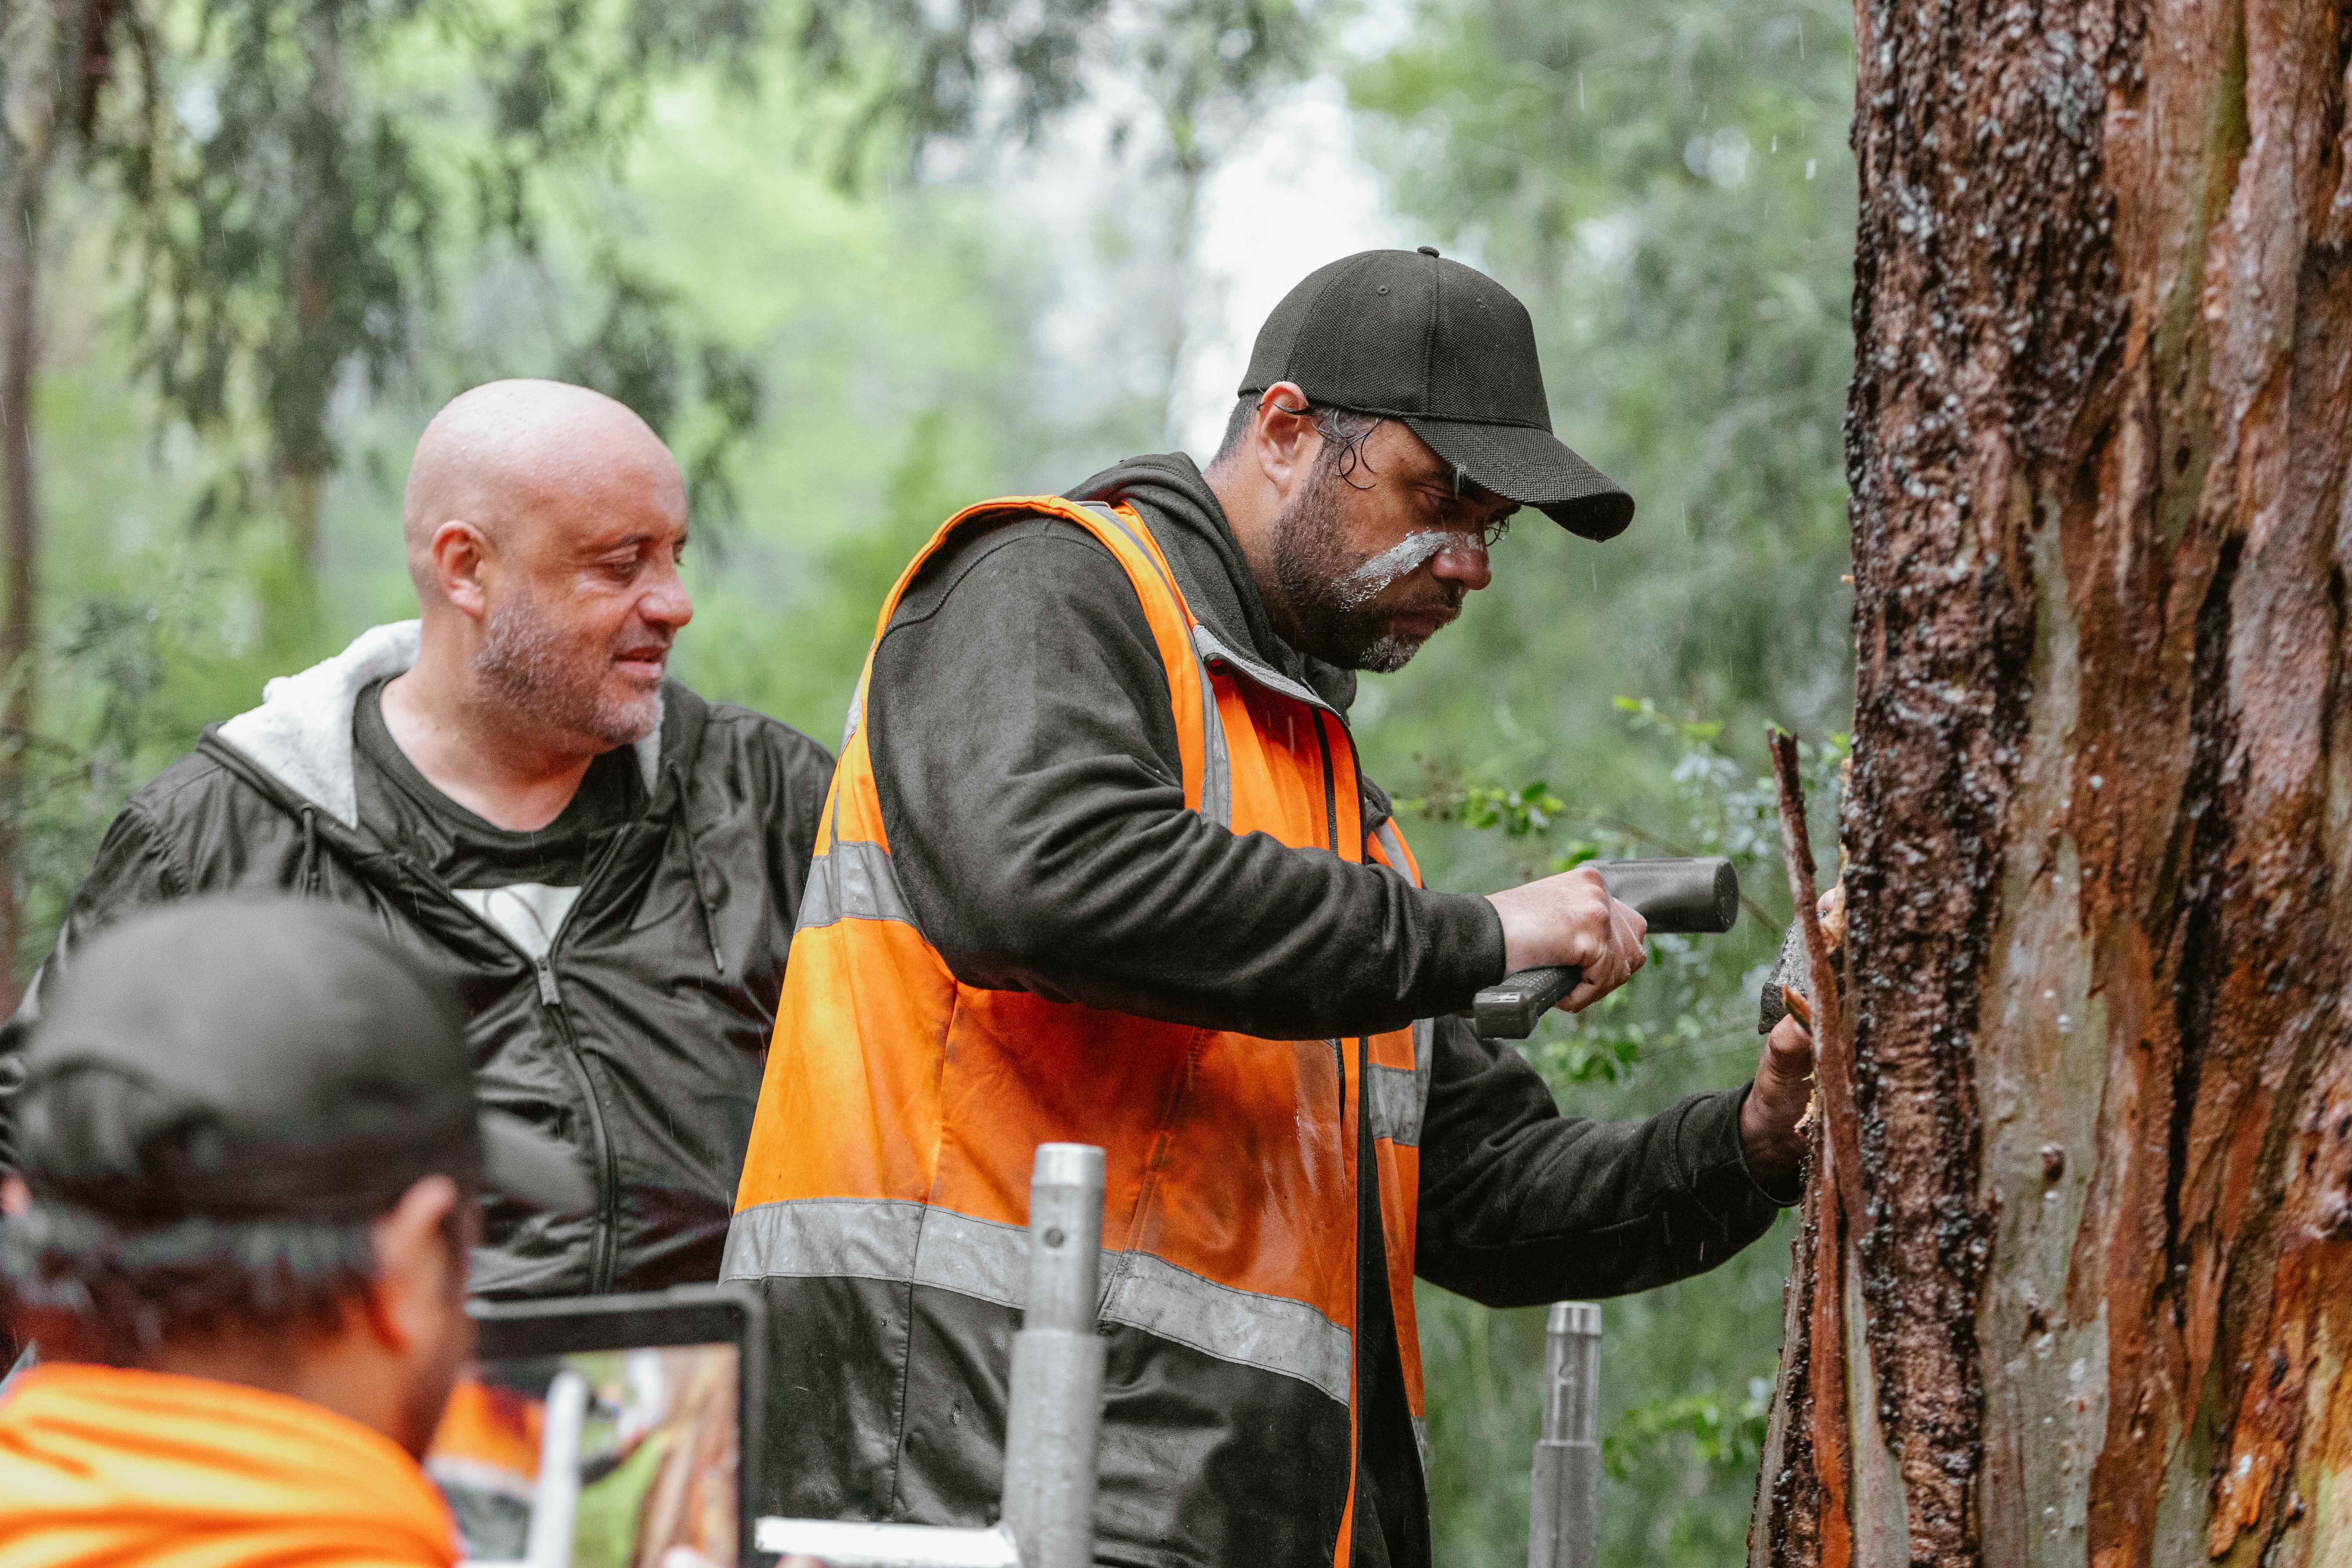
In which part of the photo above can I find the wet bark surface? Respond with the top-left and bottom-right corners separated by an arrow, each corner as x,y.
1756,0 -> 2352,1564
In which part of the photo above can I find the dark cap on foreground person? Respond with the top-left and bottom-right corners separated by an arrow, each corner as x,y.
1238,245 -> 1636,541
10,897 -> 591,1229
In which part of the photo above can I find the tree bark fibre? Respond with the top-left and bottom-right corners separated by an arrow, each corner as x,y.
1757,0 -> 2352,1565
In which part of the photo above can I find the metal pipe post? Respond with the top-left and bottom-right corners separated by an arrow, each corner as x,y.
1528,1302 -> 1602,1568
523,1368 -> 590,1568
999,1144 -> 1108,1568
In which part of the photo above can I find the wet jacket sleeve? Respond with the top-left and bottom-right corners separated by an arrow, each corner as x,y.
0,802 -> 187,1171
864,518 -> 1506,1041
1413,1015 -> 1797,1305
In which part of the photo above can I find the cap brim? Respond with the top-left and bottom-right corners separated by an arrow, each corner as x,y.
479,1111 -> 596,1217
1400,417 -> 1635,541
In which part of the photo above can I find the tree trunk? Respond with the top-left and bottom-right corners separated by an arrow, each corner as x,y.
279,0 -> 343,580
0,182 -> 38,1012
1754,2 -> 2352,1566
0,0 -> 93,1006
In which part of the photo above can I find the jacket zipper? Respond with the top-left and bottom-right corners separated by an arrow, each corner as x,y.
531,827 -> 634,1293
530,952 -> 623,1292
431,832 -> 632,1296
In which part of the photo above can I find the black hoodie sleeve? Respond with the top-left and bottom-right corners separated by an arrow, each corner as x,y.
864,515 -> 1506,1040
1413,1015 -> 1796,1305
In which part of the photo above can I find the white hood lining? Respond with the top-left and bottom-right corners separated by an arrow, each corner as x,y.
214,620 -> 664,828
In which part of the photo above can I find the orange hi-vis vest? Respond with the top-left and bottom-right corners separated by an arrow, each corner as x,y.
0,1362 -> 458,1568
727,496 -> 1436,1564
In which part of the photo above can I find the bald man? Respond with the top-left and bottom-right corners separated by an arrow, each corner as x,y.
0,380 -> 833,1302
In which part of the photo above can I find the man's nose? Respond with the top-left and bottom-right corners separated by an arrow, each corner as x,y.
1429,537 -> 1493,593
642,562 -> 695,630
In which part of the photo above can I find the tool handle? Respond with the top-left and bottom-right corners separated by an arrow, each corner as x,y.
1473,965 -> 1583,1039
1470,857 -> 1741,1039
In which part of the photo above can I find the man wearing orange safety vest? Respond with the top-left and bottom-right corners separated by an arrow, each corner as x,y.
728,249 -> 1821,1568
0,898 -> 592,1568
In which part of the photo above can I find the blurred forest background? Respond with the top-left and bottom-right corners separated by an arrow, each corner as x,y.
2,0 -> 1855,1559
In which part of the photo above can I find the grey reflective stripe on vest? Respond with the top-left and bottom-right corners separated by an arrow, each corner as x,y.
1365,820 -> 1433,1145
726,1196 -> 1351,1406
722,1196 -> 1027,1306
796,839 -> 916,932
1080,503 -> 1232,830
1190,623 -> 1334,716
1184,628 -> 1233,831
1368,1016 -> 1435,1147
1366,1066 -> 1422,1148
840,687 -> 864,753
1102,1249 -> 1351,1406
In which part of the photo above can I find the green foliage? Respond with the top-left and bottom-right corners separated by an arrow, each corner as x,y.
1405,778 -> 1566,838
1604,1378 -> 1773,1484
87,0 -> 783,540
73,0 -> 1325,555
9,559 -> 291,974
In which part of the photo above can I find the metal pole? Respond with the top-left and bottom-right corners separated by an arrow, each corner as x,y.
523,1368 -> 589,1568
1528,1302 -> 1602,1568
999,1144 -> 1107,1568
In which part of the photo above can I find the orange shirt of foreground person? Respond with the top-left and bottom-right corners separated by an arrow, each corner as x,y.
0,896 -> 593,1568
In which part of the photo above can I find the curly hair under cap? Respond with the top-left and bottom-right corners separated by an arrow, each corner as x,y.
1213,394 -> 1383,471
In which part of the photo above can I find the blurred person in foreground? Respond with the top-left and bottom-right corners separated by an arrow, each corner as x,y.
0,897 -> 592,1568
1,380 -> 834,1299
727,248 -> 1818,1567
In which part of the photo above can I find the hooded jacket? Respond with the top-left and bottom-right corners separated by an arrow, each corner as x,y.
0,623 -> 832,1299
0,1362 -> 458,1568
734,454 -> 1792,1568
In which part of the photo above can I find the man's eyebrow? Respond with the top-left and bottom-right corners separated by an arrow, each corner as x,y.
585,530 -> 669,553
1415,471 -> 1510,512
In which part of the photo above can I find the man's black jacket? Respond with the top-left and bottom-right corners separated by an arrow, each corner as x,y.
0,621 -> 832,1298
842,453 -> 1795,1568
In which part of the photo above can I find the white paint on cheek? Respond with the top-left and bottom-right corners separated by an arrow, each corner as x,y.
1335,530 -> 1455,607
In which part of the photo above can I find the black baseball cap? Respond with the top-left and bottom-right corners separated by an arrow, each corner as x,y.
13,897 -> 592,1226
1238,247 -> 1635,540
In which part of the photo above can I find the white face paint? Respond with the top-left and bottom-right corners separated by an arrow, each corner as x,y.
1333,529 -> 1457,608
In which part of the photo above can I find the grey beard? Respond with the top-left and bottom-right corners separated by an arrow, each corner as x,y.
1270,466 -> 1432,674
475,592 -> 659,748
1352,634 -> 1420,674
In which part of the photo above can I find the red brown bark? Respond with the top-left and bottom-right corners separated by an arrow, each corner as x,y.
1756,0 -> 2352,1564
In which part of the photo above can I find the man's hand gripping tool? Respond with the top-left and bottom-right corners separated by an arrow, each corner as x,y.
1467,857 -> 1741,1039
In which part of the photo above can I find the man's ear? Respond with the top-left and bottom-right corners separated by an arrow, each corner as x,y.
1249,382 -> 1323,502
361,1174 -> 464,1354
428,521 -> 497,622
